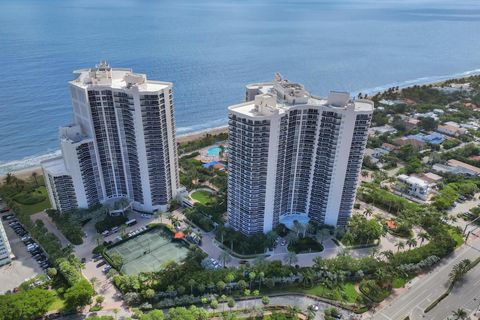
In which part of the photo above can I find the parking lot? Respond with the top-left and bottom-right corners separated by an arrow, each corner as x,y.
0,213 -> 46,293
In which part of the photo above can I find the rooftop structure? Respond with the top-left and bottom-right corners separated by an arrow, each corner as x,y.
437,123 -> 467,137
447,159 -> 480,176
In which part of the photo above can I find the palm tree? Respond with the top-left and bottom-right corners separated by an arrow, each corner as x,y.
153,210 -> 163,223
31,171 -> 39,187
395,241 -> 405,252
452,308 -> 468,320
113,308 -> 119,320
257,271 -> 265,290
4,172 -> 14,185
93,233 -> 103,246
285,232 -> 298,246
188,279 -> 196,295
406,237 -> 417,250
90,277 -> 97,288
284,252 -> 298,266
448,259 -> 471,289
119,225 -> 127,238
364,206 -> 373,217
265,230 -> 277,249
218,251 -> 232,268
248,271 -> 256,290
292,220 -> 302,237
418,231 -> 429,245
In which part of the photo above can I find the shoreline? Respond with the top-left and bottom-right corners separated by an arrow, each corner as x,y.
0,125 -> 230,182
2,70 -> 479,181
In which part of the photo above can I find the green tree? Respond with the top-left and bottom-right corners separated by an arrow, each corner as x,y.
227,298 -> 235,310
216,281 -> 226,293
188,279 -> 196,295
452,308 -> 468,320
284,252 -> 298,266
218,251 -> 232,268
31,171 -> 39,187
64,279 -> 95,310
248,272 -> 256,289
448,259 -> 471,289
395,241 -> 405,252
140,309 -> 164,320
342,214 -> 382,245
406,237 -> 418,250
144,288 -> 155,300
0,288 -> 55,320
236,280 -> 247,291
418,231 -> 429,245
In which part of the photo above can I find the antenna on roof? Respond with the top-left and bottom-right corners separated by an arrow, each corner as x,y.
96,60 -> 110,70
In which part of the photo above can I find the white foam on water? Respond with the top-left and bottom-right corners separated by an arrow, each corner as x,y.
0,150 -> 61,175
352,68 -> 480,96
3,68 -> 480,174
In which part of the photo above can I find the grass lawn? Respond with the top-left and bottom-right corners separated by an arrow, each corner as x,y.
15,186 -> 51,215
292,282 -> 359,303
48,291 -> 65,312
191,190 -> 215,205
392,277 -> 407,289
447,227 -> 465,248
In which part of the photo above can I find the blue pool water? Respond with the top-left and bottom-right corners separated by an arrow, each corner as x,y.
1,0 -> 480,173
207,147 -> 222,156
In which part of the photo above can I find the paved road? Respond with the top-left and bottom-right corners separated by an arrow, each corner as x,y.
371,233 -> 480,320
216,294 -> 358,320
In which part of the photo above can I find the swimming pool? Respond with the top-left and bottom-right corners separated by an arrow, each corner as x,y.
207,146 -> 221,156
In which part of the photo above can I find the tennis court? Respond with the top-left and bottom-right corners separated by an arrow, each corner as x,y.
106,227 -> 189,275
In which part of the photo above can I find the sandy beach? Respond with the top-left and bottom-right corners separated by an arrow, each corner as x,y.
0,126 -> 229,183
176,125 -> 228,143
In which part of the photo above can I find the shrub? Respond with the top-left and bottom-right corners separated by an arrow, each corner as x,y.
95,215 -> 128,233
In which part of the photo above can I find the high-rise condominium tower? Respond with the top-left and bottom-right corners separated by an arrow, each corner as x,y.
42,62 -> 179,213
227,74 -> 373,235
0,222 -> 12,266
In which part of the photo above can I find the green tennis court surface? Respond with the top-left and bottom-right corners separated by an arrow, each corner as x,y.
106,227 -> 189,275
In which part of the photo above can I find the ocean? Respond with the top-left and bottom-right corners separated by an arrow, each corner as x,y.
0,0 -> 480,174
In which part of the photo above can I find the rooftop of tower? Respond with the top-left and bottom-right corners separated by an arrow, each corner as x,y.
41,156 -> 68,176
231,74 -> 374,118
71,61 -> 171,92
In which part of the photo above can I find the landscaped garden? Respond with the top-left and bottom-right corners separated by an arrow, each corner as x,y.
190,189 -> 216,205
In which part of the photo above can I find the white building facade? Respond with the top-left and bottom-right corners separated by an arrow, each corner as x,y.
43,62 -> 179,213
227,74 -> 373,235
0,222 -> 12,266
396,174 -> 430,201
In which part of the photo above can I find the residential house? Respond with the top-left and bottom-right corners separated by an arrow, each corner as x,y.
395,174 -> 430,201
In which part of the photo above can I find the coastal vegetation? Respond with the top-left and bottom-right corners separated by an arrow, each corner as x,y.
177,132 -> 228,155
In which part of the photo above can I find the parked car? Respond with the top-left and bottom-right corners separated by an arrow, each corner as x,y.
96,260 -> 107,268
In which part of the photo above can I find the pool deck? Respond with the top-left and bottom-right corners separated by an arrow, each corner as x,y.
195,143 -> 228,163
